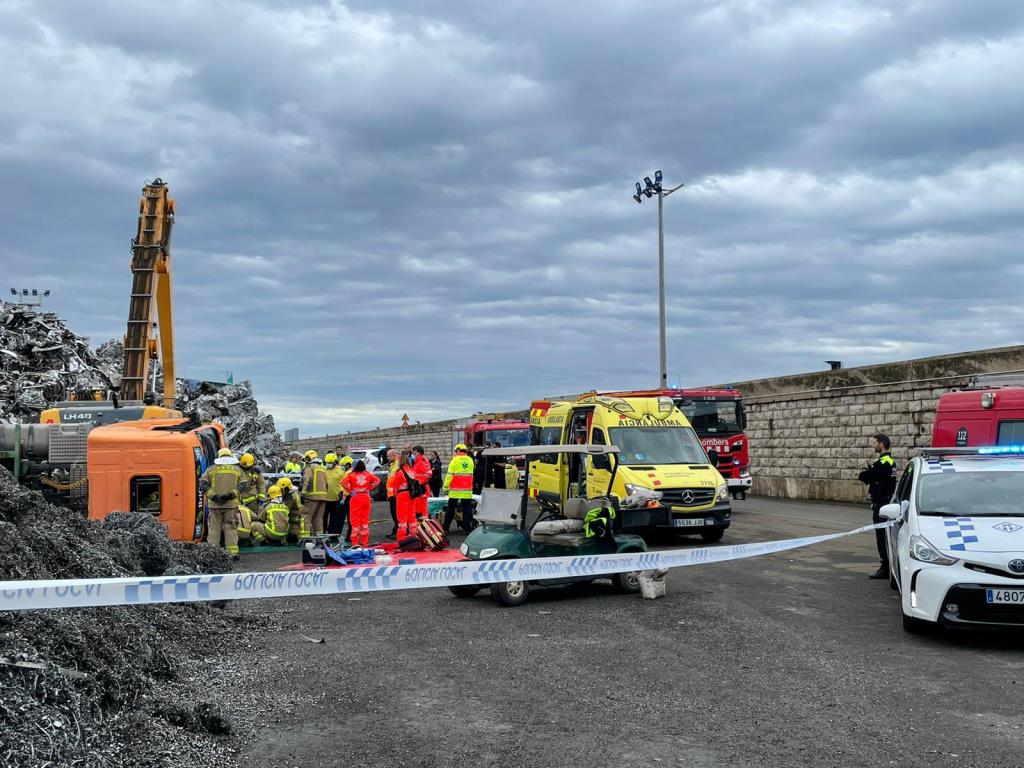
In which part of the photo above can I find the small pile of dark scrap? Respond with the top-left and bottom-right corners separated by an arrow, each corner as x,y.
176,380 -> 288,471
0,468 -> 253,768
0,301 -> 120,421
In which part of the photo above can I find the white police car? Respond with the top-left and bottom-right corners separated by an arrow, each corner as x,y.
880,447 -> 1024,633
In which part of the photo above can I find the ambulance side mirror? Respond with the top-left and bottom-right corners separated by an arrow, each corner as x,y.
706,449 -> 719,468
591,454 -> 611,471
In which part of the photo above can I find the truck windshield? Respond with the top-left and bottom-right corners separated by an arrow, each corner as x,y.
483,429 -> 531,448
609,426 -> 708,465
918,471 -> 1024,516
675,399 -> 744,435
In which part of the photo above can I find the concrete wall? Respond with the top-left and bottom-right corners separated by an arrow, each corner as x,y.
735,345 -> 1024,502
289,345 -> 1024,502
288,418 -> 466,460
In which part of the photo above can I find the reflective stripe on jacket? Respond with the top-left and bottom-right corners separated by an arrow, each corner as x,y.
444,454 -> 475,499
342,470 -> 380,496
240,469 -> 266,505
264,501 -> 290,539
302,464 -> 329,501
201,465 -> 245,509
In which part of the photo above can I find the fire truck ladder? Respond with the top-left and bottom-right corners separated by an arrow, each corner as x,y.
120,179 -> 176,407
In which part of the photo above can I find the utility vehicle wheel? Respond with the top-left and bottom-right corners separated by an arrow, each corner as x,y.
491,579 -> 530,607
700,528 -> 725,543
448,585 -> 481,599
613,570 -> 641,594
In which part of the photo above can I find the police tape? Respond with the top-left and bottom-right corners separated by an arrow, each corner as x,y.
0,522 -> 890,612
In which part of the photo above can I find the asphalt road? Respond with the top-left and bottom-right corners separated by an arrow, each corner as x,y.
229,498 -> 1024,768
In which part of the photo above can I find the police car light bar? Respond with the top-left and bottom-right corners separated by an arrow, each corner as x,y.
920,446 -> 1024,456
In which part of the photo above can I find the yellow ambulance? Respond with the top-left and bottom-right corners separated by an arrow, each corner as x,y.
528,394 -> 732,541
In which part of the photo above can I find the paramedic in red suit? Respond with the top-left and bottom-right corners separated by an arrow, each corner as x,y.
391,458 -> 414,540
410,445 -> 433,520
341,460 -> 380,548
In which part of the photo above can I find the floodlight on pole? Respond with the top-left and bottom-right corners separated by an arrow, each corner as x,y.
8,287 -> 51,307
630,171 -> 685,388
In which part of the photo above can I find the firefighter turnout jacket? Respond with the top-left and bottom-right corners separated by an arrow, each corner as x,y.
200,464 -> 247,509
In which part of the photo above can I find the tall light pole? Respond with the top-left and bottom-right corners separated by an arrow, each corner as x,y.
633,171 -> 684,388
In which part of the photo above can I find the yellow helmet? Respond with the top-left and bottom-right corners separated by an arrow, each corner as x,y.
304,450 -> 318,461
217,447 -> 233,458
277,477 -> 293,489
267,485 -> 283,499
455,443 -> 468,452
340,456 -> 353,466
324,452 -> 338,465
239,453 -> 255,468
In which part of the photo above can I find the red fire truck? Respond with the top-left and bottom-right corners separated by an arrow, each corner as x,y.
932,374 -> 1024,447
601,388 -> 752,498
453,413 -> 531,484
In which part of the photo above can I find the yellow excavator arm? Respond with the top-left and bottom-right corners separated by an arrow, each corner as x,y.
120,179 -> 176,407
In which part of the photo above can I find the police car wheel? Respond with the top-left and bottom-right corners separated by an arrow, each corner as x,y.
902,613 -> 932,635
492,579 -> 529,607
613,570 -> 641,594
449,585 -> 481,598
700,528 -> 725,543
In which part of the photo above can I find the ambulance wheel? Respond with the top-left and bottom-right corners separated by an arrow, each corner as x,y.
492,579 -> 529,607
449,585 -> 481,599
700,528 -> 725,543
613,570 -> 641,594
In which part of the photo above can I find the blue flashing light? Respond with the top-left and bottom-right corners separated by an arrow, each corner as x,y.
978,445 -> 1024,455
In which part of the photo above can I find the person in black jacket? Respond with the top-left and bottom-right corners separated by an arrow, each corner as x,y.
429,451 -> 443,498
858,432 -> 897,579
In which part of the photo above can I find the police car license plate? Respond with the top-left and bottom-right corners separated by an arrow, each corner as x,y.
986,588 -> 1024,604
673,518 -> 704,527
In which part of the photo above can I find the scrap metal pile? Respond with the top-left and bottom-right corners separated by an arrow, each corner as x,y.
176,379 -> 288,470
0,302 -> 120,420
0,300 -> 287,469
0,468 -> 254,768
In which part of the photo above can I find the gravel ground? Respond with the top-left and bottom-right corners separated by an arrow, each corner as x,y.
215,498 -> 1024,768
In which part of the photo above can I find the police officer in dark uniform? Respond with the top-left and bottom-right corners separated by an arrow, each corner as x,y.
858,432 -> 897,579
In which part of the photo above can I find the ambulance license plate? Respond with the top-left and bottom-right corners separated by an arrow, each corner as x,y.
986,589 -> 1024,604
673,518 -> 704,528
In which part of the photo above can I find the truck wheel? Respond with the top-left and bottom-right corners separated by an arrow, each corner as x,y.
700,528 -> 725,543
613,570 -> 641,594
449,585 -> 481,599
491,579 -> 530,607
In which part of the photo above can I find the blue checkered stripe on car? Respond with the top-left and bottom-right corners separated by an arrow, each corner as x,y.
926,458 -> 956,473
943,517 -> 979,551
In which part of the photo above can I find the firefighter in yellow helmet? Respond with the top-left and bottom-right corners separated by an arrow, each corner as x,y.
238,453 -> 267,509
276,476 -> 303,543
199,448 -> 250,560
251,485 -> 289,545
300,454 -> 329,536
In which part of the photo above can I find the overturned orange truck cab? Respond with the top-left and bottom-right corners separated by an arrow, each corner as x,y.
87,419 -> 226,542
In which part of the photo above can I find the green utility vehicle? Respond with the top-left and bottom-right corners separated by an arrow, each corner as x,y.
452,445 -> 649,606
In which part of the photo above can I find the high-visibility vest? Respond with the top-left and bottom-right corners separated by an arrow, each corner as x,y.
583,504 -> 616,538
284,461 -> 301,473
240,469 -> 266,506
303,464 -> 329,501
237,505 -> 253,536
203,465 -> 244,509
444,454 -> 475,499
264,501 -> 290,539
324,466 -> 345,502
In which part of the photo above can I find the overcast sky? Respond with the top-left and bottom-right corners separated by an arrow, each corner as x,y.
2,0 -> 1022,435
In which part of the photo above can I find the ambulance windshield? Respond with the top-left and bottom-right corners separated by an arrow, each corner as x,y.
609,426 -> 708,465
